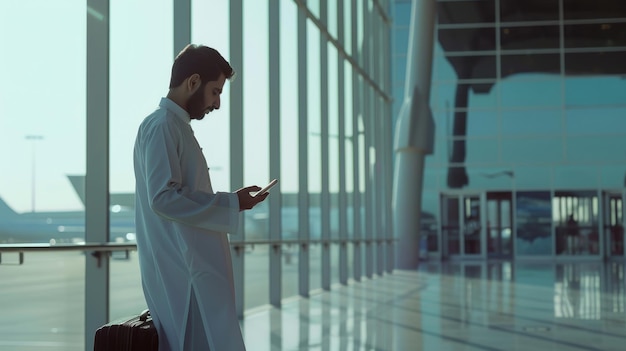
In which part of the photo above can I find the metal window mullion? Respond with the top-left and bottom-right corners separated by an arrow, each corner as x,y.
320,0 -> 331,291
366,95 -> 375,278
297,4 -> 311,297
559,0 -> 567,165
268,0 -> 282,308
229,0 -> 245,318
292,0 -> 391,104
173,0 -> 191,55
337,0 -> 348,285
381,3 -> 395,273
351,0 -> 362,282
362,1 -> 374,280
85,1 -> 110,350
372,8 -> 385,275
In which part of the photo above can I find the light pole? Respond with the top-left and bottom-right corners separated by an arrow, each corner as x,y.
25,135 -> 44,212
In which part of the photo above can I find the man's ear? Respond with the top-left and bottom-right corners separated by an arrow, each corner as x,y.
187,74 -> 202,93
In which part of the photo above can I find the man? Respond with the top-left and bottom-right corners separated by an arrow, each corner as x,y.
133,44 -> 266,351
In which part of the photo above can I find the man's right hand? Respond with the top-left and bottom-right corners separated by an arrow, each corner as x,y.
236,185 -> 269,211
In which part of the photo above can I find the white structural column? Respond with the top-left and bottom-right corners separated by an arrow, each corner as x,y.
85,1 -> 110,350
393,0 -> 436,269
268,0 -> 282,307
230,0 -> 246,318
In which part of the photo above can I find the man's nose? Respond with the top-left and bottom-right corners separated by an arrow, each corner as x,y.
214,97 -> 221,110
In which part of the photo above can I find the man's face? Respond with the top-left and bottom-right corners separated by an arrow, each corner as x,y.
187,73 -> 227,120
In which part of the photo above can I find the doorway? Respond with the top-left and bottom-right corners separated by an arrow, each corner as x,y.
441,194 -> 485,259
603,191 -> 624,258
486,192 -> 513,259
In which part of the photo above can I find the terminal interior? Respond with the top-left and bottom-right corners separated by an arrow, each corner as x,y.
1,0 -> 626,350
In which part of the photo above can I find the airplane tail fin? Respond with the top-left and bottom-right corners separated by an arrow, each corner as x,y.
67,175 -> 86,205
0,197 -> 18,218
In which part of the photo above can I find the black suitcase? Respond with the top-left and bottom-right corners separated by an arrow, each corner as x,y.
94,309 -> 159,351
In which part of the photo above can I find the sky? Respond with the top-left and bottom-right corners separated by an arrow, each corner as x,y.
0,0 -> 308,213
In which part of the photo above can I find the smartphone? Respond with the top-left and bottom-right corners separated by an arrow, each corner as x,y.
254,179 -> 278,197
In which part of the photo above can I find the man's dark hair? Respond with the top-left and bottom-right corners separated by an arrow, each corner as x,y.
169,44 -> 235,88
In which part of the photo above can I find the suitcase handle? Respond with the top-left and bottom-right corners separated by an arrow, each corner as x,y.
139,309 -> 150,322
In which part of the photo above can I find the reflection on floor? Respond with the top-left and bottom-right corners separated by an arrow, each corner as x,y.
242,261 -> 626,351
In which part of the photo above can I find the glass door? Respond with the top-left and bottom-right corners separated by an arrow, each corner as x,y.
603,191 -> 624,258
553,191 -> 600,256
486,192 -> 513,259
442,193 -> 485,259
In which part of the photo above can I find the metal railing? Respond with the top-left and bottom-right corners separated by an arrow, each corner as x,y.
0,238 -> 397,265
0,242 -> 137,265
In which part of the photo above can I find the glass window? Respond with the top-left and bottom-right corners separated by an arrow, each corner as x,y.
566,135 -> 626,163
438,27 -> 496,51
435,82 -> 499,109
356,0 -> 364,56
242,0 -> 270,310
446,55 -> 497,79
565,23 -> 626,48
565,51 -> 626,76
516,191 -> 552,255
564,2 -> 626,20
468,167 -> 515,190
308,21 -> 322,197
327,0 -> 337,40
501,109 -> 562,136
0,252 -> 86,349
600,165 -> 626,189
500,77 -> 562,108
553,165 -> 600,189
463,137 -> 500,164
0,3 -> 87,349
501,26 -> 560,50
308,0 -> 320,19
553,191 -> 600,256
433,49 -> 461,81
0,0 -> 86,222
500,0 -> 559,22
565,108 -> 626,134
280,0 -> 299,300
437,0 -> 496,25
501,136 -> 564,164
328,44 -> 340,240
501,54 -> 560,78
307,19 -> 322,292
565,76 -> 626,107
344,61 -> 355,242
465,110 -> 499,137
343,0 -> 352,56
513,166 -> 553,189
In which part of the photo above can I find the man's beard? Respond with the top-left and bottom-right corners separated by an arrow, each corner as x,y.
187,87 -> 209,120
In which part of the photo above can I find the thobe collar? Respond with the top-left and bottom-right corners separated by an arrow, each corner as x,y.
160,97 -> 191,124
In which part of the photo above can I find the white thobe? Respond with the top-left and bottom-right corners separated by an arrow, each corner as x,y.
133,97 -> 244,351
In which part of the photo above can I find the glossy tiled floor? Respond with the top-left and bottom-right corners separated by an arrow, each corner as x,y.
242,261 -> 626,351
